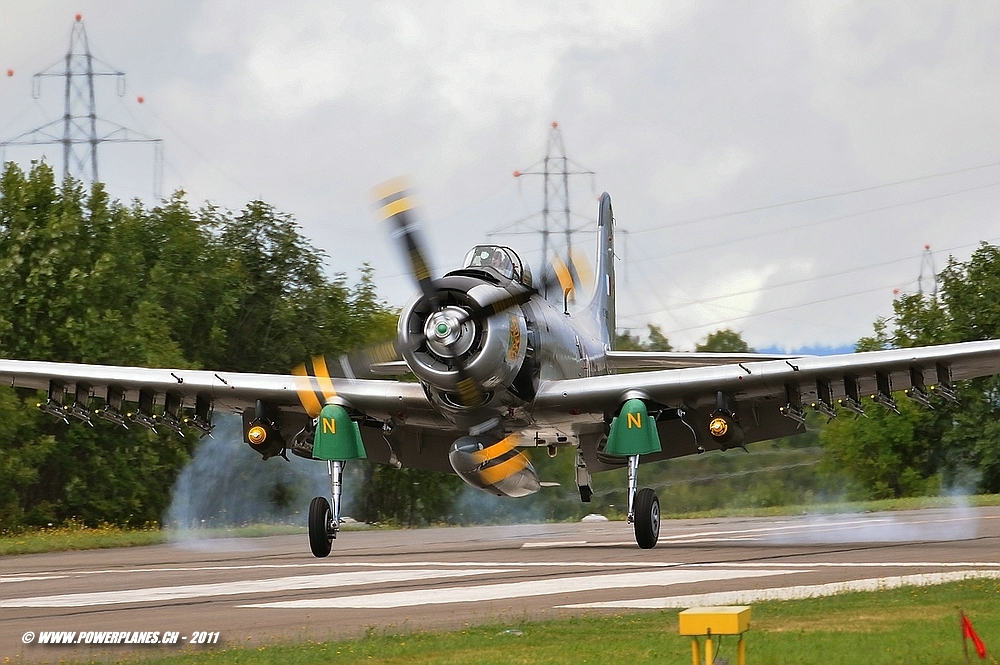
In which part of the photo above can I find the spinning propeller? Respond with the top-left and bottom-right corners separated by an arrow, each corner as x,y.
296,177 -> 588,411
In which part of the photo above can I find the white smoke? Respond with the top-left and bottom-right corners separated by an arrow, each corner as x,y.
164,413 -> 355,542
764,494 -> 980,544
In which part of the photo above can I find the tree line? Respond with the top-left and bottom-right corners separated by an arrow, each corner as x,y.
0,162 -> 396,530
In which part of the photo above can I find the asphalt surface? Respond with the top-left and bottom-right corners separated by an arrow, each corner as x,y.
3,505 -> 999,662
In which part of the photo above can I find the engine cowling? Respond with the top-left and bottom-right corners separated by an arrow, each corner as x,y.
398,275 -> 528,406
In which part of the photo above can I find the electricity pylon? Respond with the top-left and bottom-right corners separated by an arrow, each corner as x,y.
0,15 -> 163,198
490,122 -> 595,298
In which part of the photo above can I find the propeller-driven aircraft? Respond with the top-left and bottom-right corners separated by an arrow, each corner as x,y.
5,177 -> 1000,555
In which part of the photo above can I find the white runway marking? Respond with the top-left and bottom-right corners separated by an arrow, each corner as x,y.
240,568 -> 802,609
558,570 -> 1000,609
0,575 -> 68,583
0,568 -> 510,608
5,560 -> 998,582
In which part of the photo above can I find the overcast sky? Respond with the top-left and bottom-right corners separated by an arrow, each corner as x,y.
3,1 -> 1000,352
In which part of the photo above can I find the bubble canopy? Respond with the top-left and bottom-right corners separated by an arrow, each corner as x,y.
462,245 -> 532,288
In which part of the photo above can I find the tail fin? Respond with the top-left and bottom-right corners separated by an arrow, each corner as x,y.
586,193 -> 616,347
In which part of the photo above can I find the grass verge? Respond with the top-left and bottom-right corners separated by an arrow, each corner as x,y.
0,523 -> 307,557
664,492 -> 1000,519
19,578 -> 999,664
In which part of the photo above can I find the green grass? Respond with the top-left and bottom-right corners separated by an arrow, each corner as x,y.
0,522 -> 307,556
3,493 -> 998,557
16,579 -> 998,664
663,492 -> 1000,519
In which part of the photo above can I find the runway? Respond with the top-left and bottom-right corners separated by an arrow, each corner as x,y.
3,505 -> 999,661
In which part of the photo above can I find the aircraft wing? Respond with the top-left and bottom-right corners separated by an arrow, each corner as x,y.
605,350 -> 805,370
0,358 -> 437,422
539,340 -> 1000,414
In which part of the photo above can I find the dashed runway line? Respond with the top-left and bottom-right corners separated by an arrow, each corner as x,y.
558,570 -> 1000,609
0,568 -> 511,608
239,568 -> 803,610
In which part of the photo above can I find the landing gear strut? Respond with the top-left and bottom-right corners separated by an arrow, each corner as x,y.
308,460 -> 344,558
626,454 -> 659,549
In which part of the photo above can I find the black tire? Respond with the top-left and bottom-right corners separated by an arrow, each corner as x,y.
633,488 -> 660,549
308,496 -> 334,558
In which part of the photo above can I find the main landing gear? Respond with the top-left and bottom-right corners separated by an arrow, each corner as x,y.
627,454 -> 660,549
308,460 -> 344,558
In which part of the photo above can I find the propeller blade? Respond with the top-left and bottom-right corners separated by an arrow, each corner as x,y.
454,362 -> 484,408
372,177 -> 439,308
551,254 -> 576,302
338,340 -> 411,380
292,355 -> 338,418
458,287 -> 535,326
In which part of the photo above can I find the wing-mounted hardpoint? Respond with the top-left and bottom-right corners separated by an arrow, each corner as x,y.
244,399 -> 287,460
36,380 -> 95,427
871,371 -> 899,413
708,390 -> 745,450
184,394 -> 215,437
32,377 -> 216,438
780,382 -> 807,427
934,362 -> 960,403
812,378 -> 838,420
96,385 -> 127,428
36,380 -> 71,425
839,375 -> 865,417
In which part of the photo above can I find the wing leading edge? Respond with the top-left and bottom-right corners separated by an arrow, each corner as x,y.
0,358 -> 439,424
605,350 -> 805,370
537,339 -> 1000,414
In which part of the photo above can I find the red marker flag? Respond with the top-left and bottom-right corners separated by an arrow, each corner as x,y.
961,611 -> 987,660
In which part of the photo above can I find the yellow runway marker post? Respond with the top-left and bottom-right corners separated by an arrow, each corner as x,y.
679,606 -> 751,665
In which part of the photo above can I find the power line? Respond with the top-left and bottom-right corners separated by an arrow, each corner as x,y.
631,160 -> 1000,236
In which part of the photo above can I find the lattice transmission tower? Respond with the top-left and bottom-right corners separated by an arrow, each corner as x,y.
0,15 -> 162,198
489,122 -> 595,298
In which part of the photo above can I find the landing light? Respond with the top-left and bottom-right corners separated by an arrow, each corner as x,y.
247,425 -> 268,445
708,417 -> 729,438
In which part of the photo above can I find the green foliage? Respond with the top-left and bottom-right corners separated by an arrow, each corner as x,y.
696,327 -> 753,352
825,242 -> 1000,498
614,324 -> 672,351
0,162 -> 397,529
820,399 -> 944,500
357,465 -> 464,526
